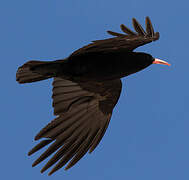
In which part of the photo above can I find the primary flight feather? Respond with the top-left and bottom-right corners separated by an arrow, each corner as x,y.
16,17 -> 170,175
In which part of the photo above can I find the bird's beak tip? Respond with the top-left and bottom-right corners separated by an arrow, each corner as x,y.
153,58 -> 171,66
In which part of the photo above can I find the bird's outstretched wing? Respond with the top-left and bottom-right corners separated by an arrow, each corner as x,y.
71,17 -> 159,56
28,77 -> 122,175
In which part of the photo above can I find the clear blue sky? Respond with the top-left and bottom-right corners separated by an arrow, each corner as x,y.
1,0 -> 189,179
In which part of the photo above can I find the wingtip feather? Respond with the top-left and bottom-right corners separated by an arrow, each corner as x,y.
136,18 -> 146,35
120,24 -> 136,35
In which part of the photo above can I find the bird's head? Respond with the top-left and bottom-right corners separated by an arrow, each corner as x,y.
131,52 -> 170,74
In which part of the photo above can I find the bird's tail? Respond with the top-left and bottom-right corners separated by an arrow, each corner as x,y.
16,60 -> 65,84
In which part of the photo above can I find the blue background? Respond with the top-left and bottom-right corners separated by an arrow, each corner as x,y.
1,0 -> 189,179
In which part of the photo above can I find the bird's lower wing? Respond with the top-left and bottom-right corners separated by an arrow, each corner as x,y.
28,77 -> 122,175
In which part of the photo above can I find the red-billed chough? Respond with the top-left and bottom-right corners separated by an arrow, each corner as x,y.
16,17 -> 170,175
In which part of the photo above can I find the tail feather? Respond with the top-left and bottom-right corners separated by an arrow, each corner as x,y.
16,60 -> 63,84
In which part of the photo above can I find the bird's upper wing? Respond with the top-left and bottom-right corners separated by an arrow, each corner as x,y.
71,17 -> 159,56
28,77 -> 122,175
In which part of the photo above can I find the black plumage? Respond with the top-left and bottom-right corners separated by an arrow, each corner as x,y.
16,17 -> 169,175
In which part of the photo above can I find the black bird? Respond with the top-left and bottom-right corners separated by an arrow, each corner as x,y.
16,17 -> 170,175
